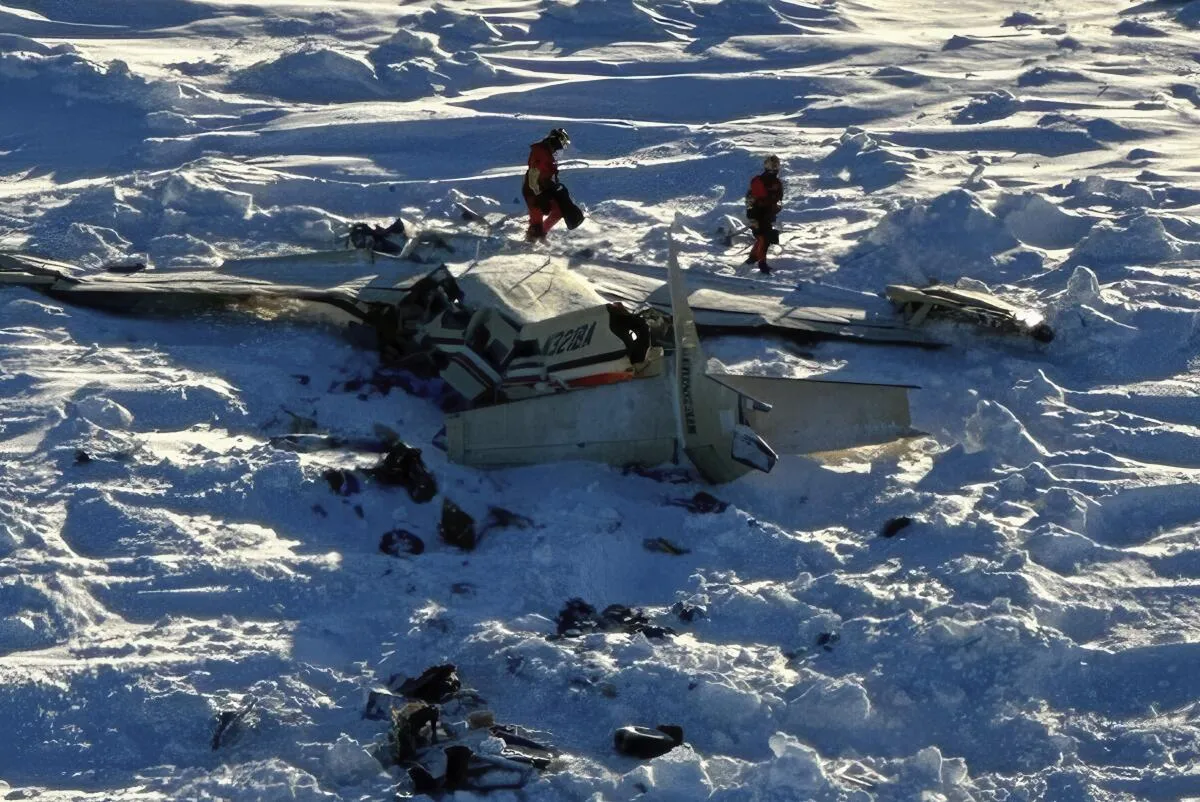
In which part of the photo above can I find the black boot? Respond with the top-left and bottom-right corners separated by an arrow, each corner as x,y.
757,261 -> 771,274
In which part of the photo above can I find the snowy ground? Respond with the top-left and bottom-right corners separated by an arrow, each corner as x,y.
3,0 -> 1200,799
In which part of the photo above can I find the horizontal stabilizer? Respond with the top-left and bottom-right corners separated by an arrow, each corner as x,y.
710,373 -> 915,454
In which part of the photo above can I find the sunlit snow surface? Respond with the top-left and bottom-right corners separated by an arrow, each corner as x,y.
3,0 -> 1200,799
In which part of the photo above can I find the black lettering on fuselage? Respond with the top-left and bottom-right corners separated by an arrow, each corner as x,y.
679,350 -> 697,434
543,322 -> 597,357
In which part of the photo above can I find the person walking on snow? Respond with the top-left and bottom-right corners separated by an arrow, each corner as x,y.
523,128 -> 570,242
744,154 -> 784,273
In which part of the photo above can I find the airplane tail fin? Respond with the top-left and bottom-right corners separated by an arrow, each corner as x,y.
667,225 -> 776,483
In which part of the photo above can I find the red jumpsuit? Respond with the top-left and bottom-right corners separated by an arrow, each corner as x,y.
522,141 -> 562,235
747,171 -> 784,263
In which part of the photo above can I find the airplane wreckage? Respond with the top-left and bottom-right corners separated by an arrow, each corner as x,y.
0,220 -> 1053,483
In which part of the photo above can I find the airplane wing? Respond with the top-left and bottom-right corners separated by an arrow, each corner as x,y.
574,261 -> 936,346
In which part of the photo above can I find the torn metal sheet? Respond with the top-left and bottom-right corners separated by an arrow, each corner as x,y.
886,283 -> 1054,342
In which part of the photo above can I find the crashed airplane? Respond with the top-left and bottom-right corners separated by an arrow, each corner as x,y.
0,222 -> 922,483
442,239 -> 917,483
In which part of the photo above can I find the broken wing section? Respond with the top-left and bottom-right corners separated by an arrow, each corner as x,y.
887,283 -> 1054,343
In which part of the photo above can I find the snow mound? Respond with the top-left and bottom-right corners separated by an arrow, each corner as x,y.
531,0 -> 667,41
369,27 -> 446,65
261,11 -> 344,37
431,188 -> 503,222
1060,265 -> 1104,307
873,65 -> 931,88
764,733 -> 828,793
614,747 -> 715,799
1179,1 -> 1200,28
954,90 -> 1020,124
369,28 -> 505,98
1003,11 -> 1047,27
0,50 -> 158,109
964,400 -> 1049,467
682,0 -> 850,35
1113,18 -> 1168,37
838,189 -> 1034,285
1037,112 -> 1146,143
322,735 -> 384,786
1017,66 -> 1088,87
147,233 -> 224,267
1068,213 -> 1200,270
164,760 -> 333,802
32,222 -> 134,268
71,396 -> 135,429
415,4 -> 504,47
784,676 -> 872,733
0,575 -> 108,653
162,169 -> 254,220
231,48 -> 382,103
993,192 -> 1095,249
1056,175 -> 1154,209
818,129 -> 913,192
0,34 -> 73,55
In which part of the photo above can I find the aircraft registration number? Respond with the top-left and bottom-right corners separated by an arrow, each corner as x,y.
543,321 -> 598,357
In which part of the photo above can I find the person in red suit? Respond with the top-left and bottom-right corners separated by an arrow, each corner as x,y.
522,128 -> 570,241
744,154 -> 784,273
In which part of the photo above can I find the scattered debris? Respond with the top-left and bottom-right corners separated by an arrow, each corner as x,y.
364,688 -> 407,721
613,724 -> 684,759
643,537 -> 690,555
393,664 -> 462,705
489,724 -> 560,769
671,601 -> 707,622
482,506 -> 533,532
388,701 -> 441,762
368,665 -> 556,795
881,516 -> 914,538
347,218 -> 407,253
380,529 -> 425,556
623,464 -> 693,484
74,449 -> 92,464
667,491 -> 728,514
211,696 -> 256,750
554,598 -> 675,639
408,764 -> 440,794
833,761 -> 892,790
816,632 -> 840,651
322,468 -> 361,496
468,710 -> 495,729
366,442 -> 438,503
439,499 -> 477,551
283,409 -> 320,434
